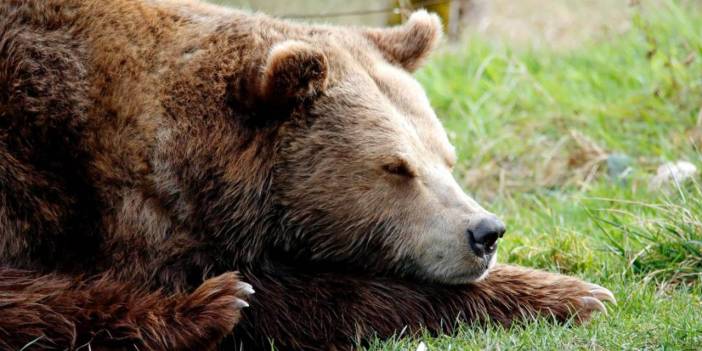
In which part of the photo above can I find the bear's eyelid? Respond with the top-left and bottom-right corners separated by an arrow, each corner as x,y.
382,159 -> 416,178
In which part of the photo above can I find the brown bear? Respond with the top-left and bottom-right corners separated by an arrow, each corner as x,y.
0,0 -> 615,350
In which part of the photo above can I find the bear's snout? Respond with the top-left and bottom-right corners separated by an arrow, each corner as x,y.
467,215 -> 506,258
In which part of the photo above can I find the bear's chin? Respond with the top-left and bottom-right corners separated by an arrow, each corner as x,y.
472,253 -> 498,283
430,252 -> 498,285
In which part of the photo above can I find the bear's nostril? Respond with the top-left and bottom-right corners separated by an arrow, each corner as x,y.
467,216 -> 506,257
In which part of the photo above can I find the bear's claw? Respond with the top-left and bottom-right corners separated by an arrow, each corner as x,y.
234,281 -> 254,309
234,298 -> 250,309
587,283 -> 616,304
575,282 -> 616,318
236,281 -> 255,295
579,296 -> 607,315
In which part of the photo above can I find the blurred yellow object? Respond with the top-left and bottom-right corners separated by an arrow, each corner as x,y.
388,0 -> 450,30
387,0 -> 476,39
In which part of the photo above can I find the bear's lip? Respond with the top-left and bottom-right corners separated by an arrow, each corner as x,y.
432,251 -> 496,284
435,268 -> 488,284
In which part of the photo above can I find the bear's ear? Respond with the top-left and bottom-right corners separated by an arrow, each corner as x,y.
258,40 -> 329,104
362,10 -> 442,72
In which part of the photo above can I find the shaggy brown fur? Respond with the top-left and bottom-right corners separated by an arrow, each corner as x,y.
0,0 -> 614,350
231,264 -> 613,350
0,268 -> 247,350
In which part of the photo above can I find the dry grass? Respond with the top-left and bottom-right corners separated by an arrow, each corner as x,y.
470,0 -> 637,49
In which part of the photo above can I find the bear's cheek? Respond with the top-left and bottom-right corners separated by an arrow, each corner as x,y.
399,219 -> 476,281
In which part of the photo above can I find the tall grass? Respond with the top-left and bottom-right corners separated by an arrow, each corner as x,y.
597,182 -> 702,285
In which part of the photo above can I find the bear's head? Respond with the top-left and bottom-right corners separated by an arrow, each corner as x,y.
251,11 -> 506,284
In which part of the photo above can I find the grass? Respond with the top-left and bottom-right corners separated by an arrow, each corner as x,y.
364,1 -> 702,349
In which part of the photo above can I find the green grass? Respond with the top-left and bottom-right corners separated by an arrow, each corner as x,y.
369,1 -> 702,350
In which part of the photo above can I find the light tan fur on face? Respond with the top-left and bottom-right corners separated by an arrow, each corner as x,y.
370,64 -> 499,283
275,25 -> 499,283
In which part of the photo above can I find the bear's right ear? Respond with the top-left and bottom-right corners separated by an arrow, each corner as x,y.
258,40 -> 329,105
362,10 -> 442,72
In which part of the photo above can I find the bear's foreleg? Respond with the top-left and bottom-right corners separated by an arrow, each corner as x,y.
0,268 -> 252,350
235,264 -> 614,350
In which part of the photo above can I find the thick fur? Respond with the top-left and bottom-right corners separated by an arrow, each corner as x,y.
0,268 -> 246,350
0,0 -> 613,350
232,264 -> 610,350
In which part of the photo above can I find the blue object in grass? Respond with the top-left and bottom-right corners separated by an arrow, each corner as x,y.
607,153 -> 633,184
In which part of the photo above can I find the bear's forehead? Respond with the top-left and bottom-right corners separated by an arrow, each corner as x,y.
367,64 -> 456,166
312,35 -> 456,166
318,64 -> 454,167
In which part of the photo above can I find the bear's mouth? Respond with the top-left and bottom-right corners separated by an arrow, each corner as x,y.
435,251 -> 496,284
473,252 -> 498,282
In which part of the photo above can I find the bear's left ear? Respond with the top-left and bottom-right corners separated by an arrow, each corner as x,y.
258,40 -> 329,105
362,10 -> 443,72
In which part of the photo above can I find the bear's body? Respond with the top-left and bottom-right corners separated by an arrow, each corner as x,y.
0,0 -> 614,350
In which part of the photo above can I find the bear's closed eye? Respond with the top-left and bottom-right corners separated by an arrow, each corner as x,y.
382,159 -> 415,178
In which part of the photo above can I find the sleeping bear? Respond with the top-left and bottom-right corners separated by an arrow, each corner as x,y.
0,0 -> 614,349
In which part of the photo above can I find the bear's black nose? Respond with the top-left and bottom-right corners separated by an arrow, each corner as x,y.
467,216 -> 506,257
